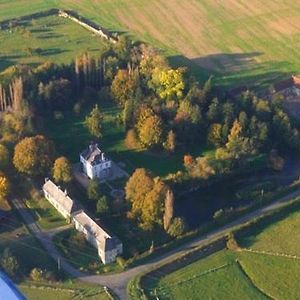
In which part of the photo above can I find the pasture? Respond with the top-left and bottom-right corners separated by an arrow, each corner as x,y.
0,13 -> 109,71
141,207 -> 300,299
2,1 -> 300,87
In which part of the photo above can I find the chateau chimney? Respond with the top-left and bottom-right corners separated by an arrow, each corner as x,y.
64,189 -> 67,196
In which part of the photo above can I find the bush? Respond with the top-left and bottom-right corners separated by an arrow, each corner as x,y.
96,196 -> 110,216
116,256 -> 126,269
0,248 -> 19,278
54,111 -> 64,120
73,102 -> 81,115
167,217 -> 187,237
30,268 -> 44,281
69,231 -> 86,249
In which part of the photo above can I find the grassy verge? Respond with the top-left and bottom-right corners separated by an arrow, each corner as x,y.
19,280 -> 110,300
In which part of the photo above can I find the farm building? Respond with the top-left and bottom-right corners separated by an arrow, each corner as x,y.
72,210 -> 123,264
42,179 -> 122,264
0,271 -> 25,300
272,75 -> 300,96
80,143 -> 112,180
42,179 -> 78,219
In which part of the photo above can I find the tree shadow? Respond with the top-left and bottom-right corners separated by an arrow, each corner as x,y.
38,33 -> 64,40
41,48 -> 70,56
169,52 -> 296,93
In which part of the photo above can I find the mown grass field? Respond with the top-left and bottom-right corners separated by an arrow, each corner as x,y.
2,1 -> 300,87
0,13 -> 109,71
19,280 -> 110,300
142,207 -> 300,299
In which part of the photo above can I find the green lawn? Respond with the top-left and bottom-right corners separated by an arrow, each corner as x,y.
53,228 -> 122,274
2,1 -> 300,87
143,250 -> 266,300
44,100 -> 208,177
239,208 -> 300,255
19,281 -> 110,300
0,13 -> 109,71
0,211 -> 59,277
25,197 -> 67,230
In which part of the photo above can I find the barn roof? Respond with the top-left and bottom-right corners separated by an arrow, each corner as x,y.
273,75 -> 300,93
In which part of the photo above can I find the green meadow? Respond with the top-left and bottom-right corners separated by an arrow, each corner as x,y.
3,1 -> 300,87
141,207 -> 300,299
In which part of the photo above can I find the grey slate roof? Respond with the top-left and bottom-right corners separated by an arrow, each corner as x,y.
80,143 -> 109,166
72,210 -> 121,251
42,179 -> 78,215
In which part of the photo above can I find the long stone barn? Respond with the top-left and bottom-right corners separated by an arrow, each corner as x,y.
42,179 -> 123,264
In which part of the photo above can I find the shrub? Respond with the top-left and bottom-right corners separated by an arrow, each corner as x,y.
167,217 -> 187,237
0,248 -> 19,278
96,196 -> 110,216
54,111 -> 64,120
73,102 -> 81,115
116,256 -> 126,269
30,268 -> 44,281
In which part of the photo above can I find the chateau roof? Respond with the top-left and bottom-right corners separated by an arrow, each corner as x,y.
80,143 -> 109,166
42,179 -> 78,215
72,210 -> 121,251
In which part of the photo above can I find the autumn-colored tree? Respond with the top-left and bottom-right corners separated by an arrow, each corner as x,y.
163,130 -> 176,153
141,178 -> 167,230
53,156 -> 73,183
188,157 -> 215,179
125,168 -> 154,220
13,135 -> 54,175
125,129 -> 140,150
0,144 -> 9,169
111,69 -> 139,106
150,68 -> 185,100
207,123 -> 223,147
183,154 -> 194,169
163,189 -> 174,231
0,172 -> 10,200
85,104 -> 103,138
137,114 -> 163,149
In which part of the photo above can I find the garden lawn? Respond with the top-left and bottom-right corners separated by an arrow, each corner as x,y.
53,229 -> 122,274
25,197 -> 67,230
44,100 -> 208,177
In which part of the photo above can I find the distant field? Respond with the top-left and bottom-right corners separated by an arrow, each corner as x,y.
0,13 -> 109,71
56,0 -> 300,88
2,1 -> 300,87
142,207 -> 300,299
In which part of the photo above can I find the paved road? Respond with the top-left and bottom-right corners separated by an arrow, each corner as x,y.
12,188 -> 300,300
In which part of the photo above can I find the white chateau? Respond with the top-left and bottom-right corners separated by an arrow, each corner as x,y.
42,179 -> 122,264
80,143 -> 112,179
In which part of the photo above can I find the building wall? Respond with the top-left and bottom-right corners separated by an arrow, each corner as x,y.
43,190 -> 70,219
80,156 -> 112,179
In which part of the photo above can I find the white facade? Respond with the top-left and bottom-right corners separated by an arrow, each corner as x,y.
72,210 -> 123,264
42,179 -> 123,264
42,179 -> 75,219
80,144 -> 112,179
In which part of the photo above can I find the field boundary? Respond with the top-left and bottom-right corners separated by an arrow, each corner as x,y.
0,8 -> 117,44
131,194 -> 300,299
235,259 -> 274,300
